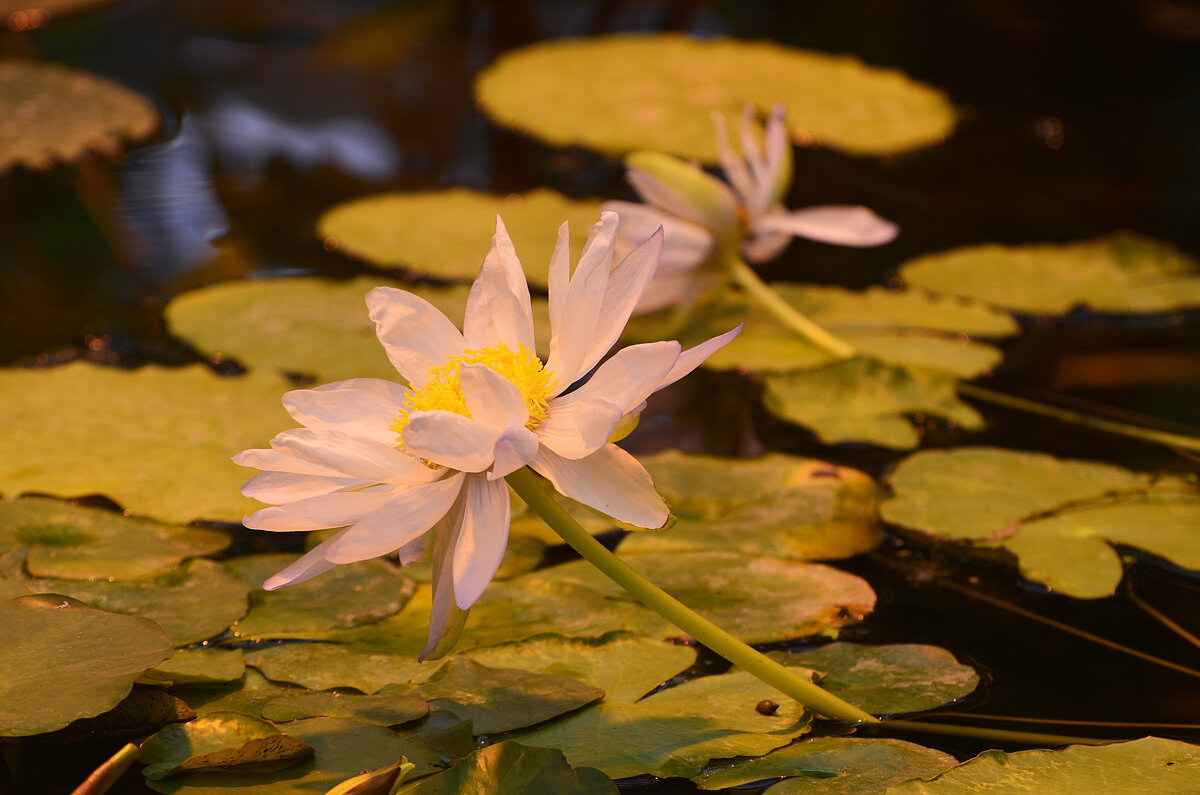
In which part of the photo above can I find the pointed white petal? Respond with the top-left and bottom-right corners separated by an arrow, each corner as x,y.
282,379 -> 408,445
576,229 -> 664,374
569,340 -> 680,414
488,421 -> 540,479
262,528 -> 349,590
422,503 -> 469,660
545,213 -> 616,390
325,472 -> 465,563
402,410 -> 497,473
451,473 -> 510,609
763,102 -> 793,209
458,364 -> 528,432
241,470 -> 365,503
270,427 -> 430,484
367,287 -> 463,387
602,200 -> 713,274
530,445 -> 668,529
233,448 -> 343,477
757,206 -> 899,247
536,395 -> 623,460
546,221 -> 571,348
463,216 -> 536,351
656,324 -> 743,392
712,109 -> 755,205
243,487 -> 396,532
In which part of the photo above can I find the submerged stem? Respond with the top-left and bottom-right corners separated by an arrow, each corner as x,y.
724,255 -> 856,359
505,466 -> 877,725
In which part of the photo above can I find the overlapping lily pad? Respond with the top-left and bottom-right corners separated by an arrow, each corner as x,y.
261,691 -> 428,727
1,594 -> 173,736
0,363 -> 294,523
881,447 -> 1200,597
0,61 -> 158,172
143,648 -> 247,687
475,34 -> 956,159
401,741 -> 617,795
0,496 -> 230,580
622,451 -> 881,560
318,188 -> 603,285
899,233 -> 1200,315
174,668 -> 306,718
244,643 -> 429,694
887,736 -> 1200,794
139,711 -> 314,780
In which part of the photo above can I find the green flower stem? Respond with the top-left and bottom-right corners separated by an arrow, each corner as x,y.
878,719 -> 1108,747
506,466 -> 878,725
71,742 -> 139,795
723,254 -> 856,360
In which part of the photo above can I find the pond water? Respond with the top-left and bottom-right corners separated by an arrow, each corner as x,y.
3,1 -> 1200,793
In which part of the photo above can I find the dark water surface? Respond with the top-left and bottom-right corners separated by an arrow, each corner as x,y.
3,1 -> 1200,793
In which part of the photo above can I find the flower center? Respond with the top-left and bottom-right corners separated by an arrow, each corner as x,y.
391,343 -> 556,449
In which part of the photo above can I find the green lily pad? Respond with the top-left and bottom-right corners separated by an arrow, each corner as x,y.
0,363 -> 294,523
261,692 -> 428,727
143,648 -> 247,687
0,61 -> 157,172
899,233 -> 1200,315
0,594 -> 173,736
777,643 -> 979,716
139,710 -> 315,780
228,554 -> 415,639
621,451 -> 881,561
534,550 -> 876,644
391,657 -> 603,734
318,188 -> 603,286
475,34 -> 956,160
0,496 -> 230,580
887,736 -> 1200,794
691,736 -> 956,792
762,358 -> 984,450
881,447 -> 1200,597
21,558 -> 250,645
245,643 -> 429,694
399,741 -> 617,794
509,489 -> 619,545
462,633 -> 697,703
399,531 -> 547,584
518,665 -> 812,779
175,668 -> 307,718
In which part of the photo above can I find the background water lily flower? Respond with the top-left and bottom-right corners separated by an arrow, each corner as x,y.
234,211 -> 740,659
603,103 -> 899,313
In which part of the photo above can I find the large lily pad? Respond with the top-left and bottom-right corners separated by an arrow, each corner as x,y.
881,447 -> 1200,597
261,691 -> 428,727
399,741 -> 617,795
518,666 -> 812,779
899,233 -> 1200,315
0,496 -> 229,580
691,736 -> 956,792
139,711 -> 314,780
244,643 -> 429,694
534,549 -> 876,644
174,668 -> 307,718
622,451 -> 881,561
318,188 -> 603,286
0,61 -> 158,172
0,363 -> 294,523
0,594 -> 172,736
144,648 -> 247,687
475,34 -> 956,160
763,358 -> 984,450
887,736 -> 1200,794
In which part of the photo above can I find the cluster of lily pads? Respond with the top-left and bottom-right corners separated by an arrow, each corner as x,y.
3,26 -> 1200,795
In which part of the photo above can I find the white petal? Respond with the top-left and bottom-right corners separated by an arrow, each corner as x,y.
451,473 -> 510,609
463,216 -> 536,351
488,421 -> 540,479
241,470 -> 366,504
756,206 -> 899,247
545,212 -> 616,390
530,445 -> 668,529
402,410 -> 497,473
546,221 -> 571,349
233,448 -> 343,477
743,229 -> 792,263
536,395 -> 623,460
282,379 -> 408,446
568,340 -> 680,415
633,268 -> 713,315
243,487 -> 396,532
325,472 -> 465,563
626,160 -> 738,229
576,229 -> 664,376
712,109 -> 755,206
262,528 -> 349,590
270,427 -> 430,484
603,200 -> 713,274
656,324 -> 743,392
458,364 -> 528,432
367,287 -> 464,387
762,102 -> 793,210
423,503 -> 469,660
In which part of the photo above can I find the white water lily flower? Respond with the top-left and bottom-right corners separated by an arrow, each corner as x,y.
234,211 -> 740,659
604,103 -> 899,313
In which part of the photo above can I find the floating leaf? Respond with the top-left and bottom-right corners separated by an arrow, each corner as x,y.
318,188 -> 603,286
68,689 -> 195,738
245,643 -> 428,694
21,558 -> 249,645
534,550 -> 875,644
175,668 -> 306,718
390,658 -> 603,734
691,736 -> 956,792
899,233 -> 1200,315
462,634 -> 697,703
139,711 -> 315,780
881,447 -> 1200,597
0,363 -> 294,523
475,34 -> 956,159
228,554 -> 415,639
622,451 -> 881,561
0,61 -> 157,172
143,649 -> 247,688
399,741 -> 617,795
261,692 -> 428,727
887,737 -> 1200,794
763,358 -> 984,450
518,666 -> 811,779
0,594 -> 172,736
0,496 -> 229,580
